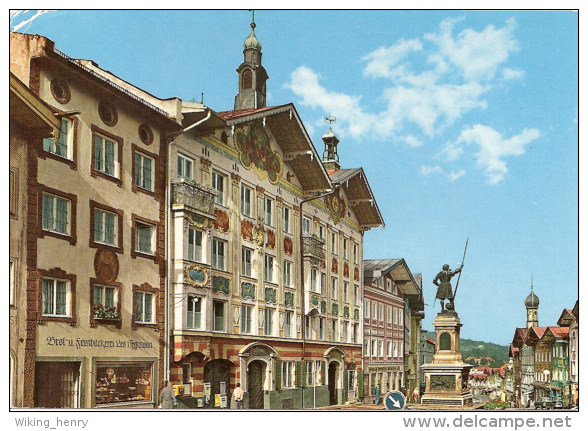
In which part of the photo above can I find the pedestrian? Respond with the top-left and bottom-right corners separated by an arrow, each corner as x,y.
413,387 -> 419,404
233,382 -> 244,409
375,383 -> 381,405
159,380 -> 177,409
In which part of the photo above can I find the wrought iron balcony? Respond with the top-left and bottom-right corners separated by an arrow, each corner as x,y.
303,236 -> 325,261
171,180 -> 216,217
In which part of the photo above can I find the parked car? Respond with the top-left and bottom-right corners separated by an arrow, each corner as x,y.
535,397 -> 557,409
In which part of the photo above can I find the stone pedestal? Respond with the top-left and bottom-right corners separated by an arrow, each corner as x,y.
420,312 -> 473,407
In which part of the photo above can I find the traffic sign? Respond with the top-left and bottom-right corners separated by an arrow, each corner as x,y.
384,390 -> 406,410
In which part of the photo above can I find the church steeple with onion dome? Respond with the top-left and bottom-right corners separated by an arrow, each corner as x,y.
234,11 -> 269,110
525,277 -> 540,328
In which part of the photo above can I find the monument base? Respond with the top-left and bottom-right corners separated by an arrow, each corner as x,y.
420,312 -> 473,407
420,363 -> 473,406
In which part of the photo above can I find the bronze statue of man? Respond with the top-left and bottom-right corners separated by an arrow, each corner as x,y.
433,264 -> 463,313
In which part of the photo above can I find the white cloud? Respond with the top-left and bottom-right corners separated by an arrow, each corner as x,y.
502,67 -> 525,80
10,10 -> 55,32
454,124 -> 541,184
362,38 -> 423,79
401,135 -> 423,148
421,165 -> 466,181
425,17 -> 519,82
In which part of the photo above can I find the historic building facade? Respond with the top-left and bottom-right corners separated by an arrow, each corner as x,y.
165,22 -> 384,409
362,259 -> 423,403
10,33 -> 181,408
10,71 -> 62,407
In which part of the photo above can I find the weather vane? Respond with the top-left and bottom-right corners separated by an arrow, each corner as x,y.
324,114 -> 336,125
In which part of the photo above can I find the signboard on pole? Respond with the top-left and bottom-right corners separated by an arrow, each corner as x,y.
384,390 -> 406,410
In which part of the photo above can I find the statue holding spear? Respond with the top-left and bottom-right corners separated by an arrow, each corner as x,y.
433,238 -> 468,314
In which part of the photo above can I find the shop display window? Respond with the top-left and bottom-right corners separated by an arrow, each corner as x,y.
95,362 -> 153,405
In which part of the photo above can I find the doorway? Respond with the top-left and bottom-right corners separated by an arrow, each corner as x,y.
328,361 -> 340,405
34,362 -> 80,408
247,360 -> 266,409
203,359 -> 232,408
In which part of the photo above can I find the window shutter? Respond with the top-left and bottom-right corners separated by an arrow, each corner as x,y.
321,361 -> 326,385
274,360 -> 282,391
343,370 -> 349,401
296,361 -> 306,388
357,371 -> 364,398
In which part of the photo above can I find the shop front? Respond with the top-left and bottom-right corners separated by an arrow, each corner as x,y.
36,324 -> 160,408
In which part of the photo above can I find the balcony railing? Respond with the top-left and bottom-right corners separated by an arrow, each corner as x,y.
171,180 -> 216,217
303,236 -> 325,260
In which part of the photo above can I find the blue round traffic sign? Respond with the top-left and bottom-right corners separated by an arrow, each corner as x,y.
384,390 -> 406,410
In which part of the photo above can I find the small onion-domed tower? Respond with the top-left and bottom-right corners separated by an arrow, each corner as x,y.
524,280 -> 540,328
234,16 -> 269,110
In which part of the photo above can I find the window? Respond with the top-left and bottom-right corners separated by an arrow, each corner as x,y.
310,268 -> 319,293
42,278 -> 70,316
379,304 -> 384,322
264,255 -> 274,283
393,341 -> 398,358
93,284 -> 117,309
283,207 -> 291,233
241,184 -> 252,217
133,150 -> 154,191
319,317 -> 325,341
187,296 -> 201,329
386,278 -> 392,292
352,323 -> 358,344
331,232 -> 338,255
94,208 -> 118,246
284,311 -> 293,338
135,291 -> 154,323
318,225 -> 325,241
332,319 -> 338,341
306,361 -> 321,386
343,282 -> 349,303
43,118 -> 73,159
394,308 -> 398,325
399,309 -> 404,327
365,339 -> 370,356
135,219 -> 156,255
353,243 -> 358,264
371,339 -> 377,357
94,133 -> 119,178
331,278 -> 338,299
188,228 -> 203,262
283,260 -> 292,287
372,302 -> 377,320
212,171 -> 225,206
177,154 -> 193,180
242,248 -> 253,277
213,301 -> 225,332
10,168 -> 17,219
212,239 -> 226,270
354,285 -> 360,306
264,308 -> 274,335
387,306 -> 392,324
241,304 -> 252,334
302,216 -> 311,236
92,283 -> 120,325
365,299 -> 370,318
321,273 -> 326,295
343,238 -> 348,260
379,340 -> 384,358
342,321 -> 348,342
282,361 -> 295,388
42,193 -> 70,235
264,197 -> 274,226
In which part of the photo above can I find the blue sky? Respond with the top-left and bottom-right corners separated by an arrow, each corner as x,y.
10,9 -> 579,346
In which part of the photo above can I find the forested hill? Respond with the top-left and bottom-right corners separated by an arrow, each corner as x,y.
426,332 -> 510,368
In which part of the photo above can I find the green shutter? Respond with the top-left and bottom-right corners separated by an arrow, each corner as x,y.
296,361 -> 306,388
274,360 -> 282,391
321,361 -> 326,385
357,371 -> 364,398
343,370 -> 349,401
